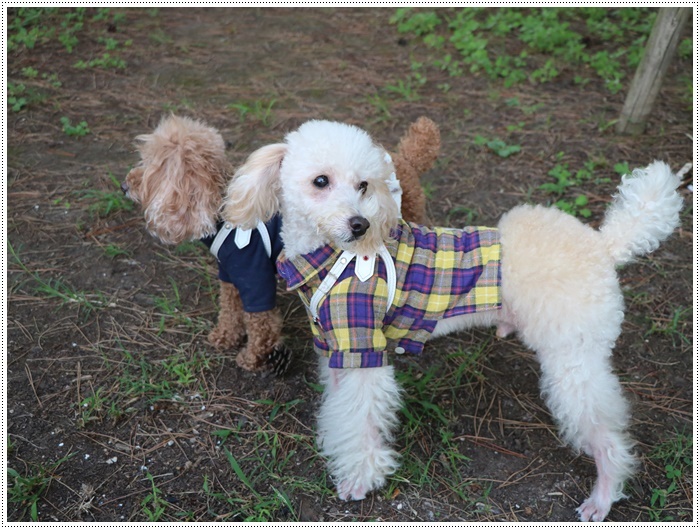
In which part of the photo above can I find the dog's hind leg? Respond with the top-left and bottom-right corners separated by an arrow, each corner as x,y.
317,360 -> 402,500
208,281 -> 247,350
534,341 -> 636,522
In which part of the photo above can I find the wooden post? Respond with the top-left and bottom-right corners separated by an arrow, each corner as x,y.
616,7 -> 691,135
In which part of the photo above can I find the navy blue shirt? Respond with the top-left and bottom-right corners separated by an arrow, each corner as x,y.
201,214 -> 284,313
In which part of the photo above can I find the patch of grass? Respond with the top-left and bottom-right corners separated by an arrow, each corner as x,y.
78,172 -> 134,217
60,116 -> 90,136
114,348 -> 211,406
74,52 -> 126,70
539,154 -> 611,218
141,472 -> 168,522
384,77 -> 421,101
8,82 -> 47,112
391,7 -> 657,94
203,425 -> 324,521
648,431 -> 693,521
421,181 -> 436,200
388,361 -> 476,503
77,387 -> 107,428
644,306 -> 692,348
446,205 -> 478,225
149,28 -> 173,45
474,135 -> 521,158
9,241 -> 106,316
8,453 -> 76,521
103,244 -> 131,259
367,93 -> 392,122
228,99 -> 276,126
8,7 -> 125,54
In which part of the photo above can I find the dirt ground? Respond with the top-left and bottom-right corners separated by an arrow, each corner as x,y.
7,8 -> 693,522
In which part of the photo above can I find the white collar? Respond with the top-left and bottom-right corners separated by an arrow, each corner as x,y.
209,220 -> 272,260
308,245 -> 396,322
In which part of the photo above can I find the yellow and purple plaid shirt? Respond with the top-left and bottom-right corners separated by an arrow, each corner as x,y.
277,219 -> 501,368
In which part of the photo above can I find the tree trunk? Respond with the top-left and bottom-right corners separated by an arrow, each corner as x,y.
616,7 -> 691,135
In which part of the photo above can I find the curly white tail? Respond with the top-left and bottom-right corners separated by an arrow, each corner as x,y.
600,161 -> 683,266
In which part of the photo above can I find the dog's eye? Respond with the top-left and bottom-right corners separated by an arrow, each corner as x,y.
358,181 -> 368,194
313,175 -> 330,189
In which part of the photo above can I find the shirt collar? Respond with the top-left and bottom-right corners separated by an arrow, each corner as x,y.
277,222 -> 407,291
277,245 -> 343,290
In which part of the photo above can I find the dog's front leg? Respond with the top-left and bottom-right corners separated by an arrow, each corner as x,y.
317,358 -> 402,501
236,309 -> 291,375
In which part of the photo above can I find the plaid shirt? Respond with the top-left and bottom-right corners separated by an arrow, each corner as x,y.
277,219 -> 501,369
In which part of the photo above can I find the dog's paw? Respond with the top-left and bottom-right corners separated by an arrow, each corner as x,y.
576,496 -> 611,522
208,326 -> 245,350
265,343 -> 292,376
337,478 -> 369,502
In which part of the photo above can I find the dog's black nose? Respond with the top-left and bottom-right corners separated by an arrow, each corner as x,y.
349,216 -> 370,238
120,181 -> 129,194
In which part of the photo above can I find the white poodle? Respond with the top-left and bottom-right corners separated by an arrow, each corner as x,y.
222,120 -> 683,522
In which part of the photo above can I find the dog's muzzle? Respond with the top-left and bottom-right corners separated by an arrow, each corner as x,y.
349,216 -> 370,239
120,181 -> 130,195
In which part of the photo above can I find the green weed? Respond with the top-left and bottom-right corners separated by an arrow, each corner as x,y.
367,93 -> 392,121
228,99 -> 276,126
74,52 -> 126,70
388,361 -> 479,504
60,116 -> 90,136
446,205 -> 478,225
8,82 -> 47,112
78,172 -> 134,217
474,135 -> 521,158
77,388 -> 107,427
141,472 -> 168,522
384,78 -> 421,101
648,431 -> 693,521
9,241 -> 104,315
644,306 -> 691,348
103,244 -> 131,259
8,83 -> 28,112
8,453 -> 76,521
539,155 -> 611,218
255,398 -> 304,423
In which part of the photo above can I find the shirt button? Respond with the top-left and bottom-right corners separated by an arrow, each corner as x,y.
395,346 -> 405,355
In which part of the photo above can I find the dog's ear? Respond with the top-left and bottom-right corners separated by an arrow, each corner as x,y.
222,143 -> 287,229
371,176 -> 401,242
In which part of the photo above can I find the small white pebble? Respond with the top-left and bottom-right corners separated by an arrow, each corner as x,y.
106,457 -> 118,465
58,442 -> 64,447
84,454 -> 90,460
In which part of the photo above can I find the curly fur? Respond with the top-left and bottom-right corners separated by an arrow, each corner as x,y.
125,115 -> 434,375
222,118 -> 683,521
125,115 -> 229,244
391,116 -> 440,225
123,115 -> 286,374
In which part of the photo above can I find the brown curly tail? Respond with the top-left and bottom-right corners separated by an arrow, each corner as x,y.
397,116 -> 441,174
